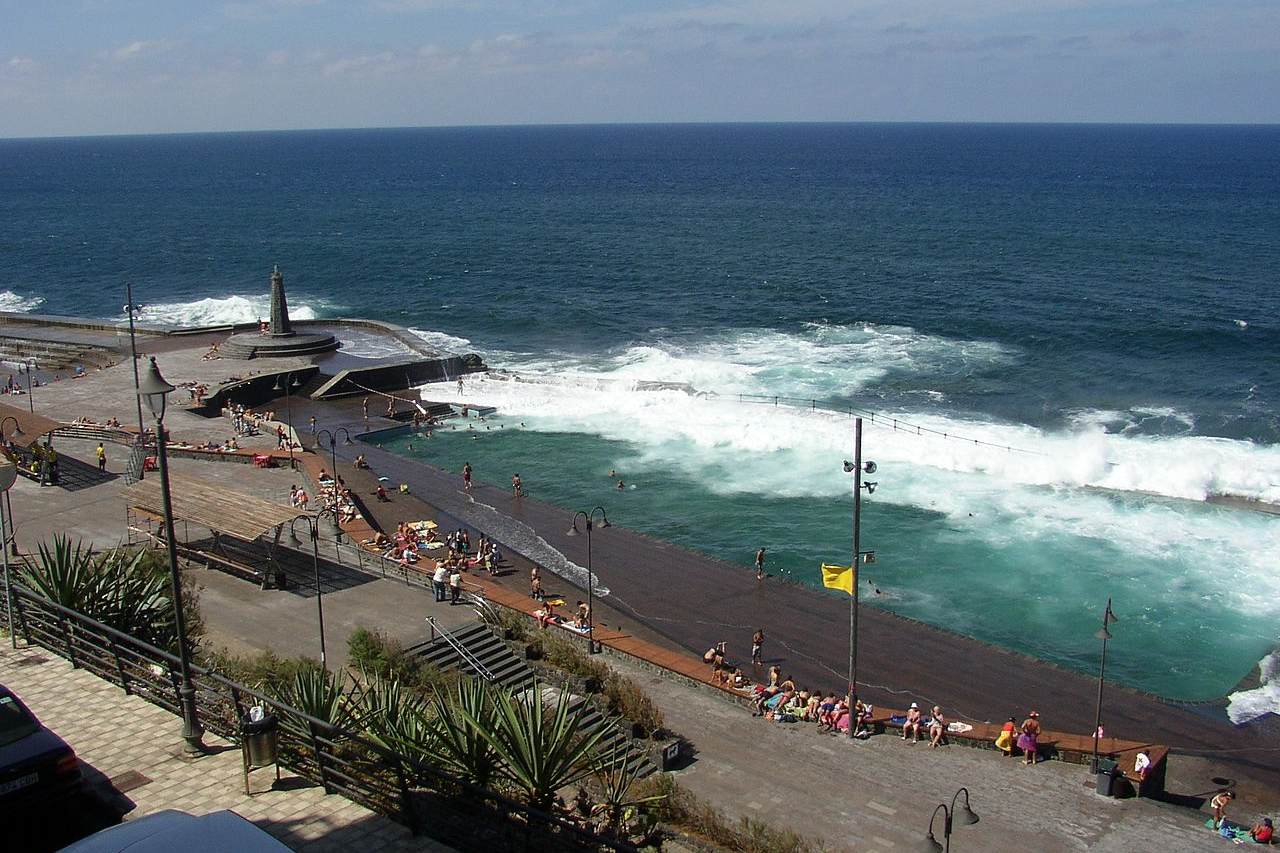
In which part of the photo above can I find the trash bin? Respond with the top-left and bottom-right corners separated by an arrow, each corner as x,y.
1095,758 -> 1120,796
241,714 -> 279,768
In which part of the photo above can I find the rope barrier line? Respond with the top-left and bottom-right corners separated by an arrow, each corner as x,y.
348,379 -> 428,415
735,392 -> 1051,458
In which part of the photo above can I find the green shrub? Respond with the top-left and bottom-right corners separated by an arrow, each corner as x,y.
601,674 -> 665,738
345,626 -> 458,698
635,775 -> 827,853
495,608 -> 529,641
200,647 -> 321,692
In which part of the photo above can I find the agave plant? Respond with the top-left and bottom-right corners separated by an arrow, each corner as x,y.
427,678 -> 503,790
468,683 -> 610,812
356,669 -> 434,759
275,665 -> 362,733
19,536 -> 175,647
590,747 -> 667,838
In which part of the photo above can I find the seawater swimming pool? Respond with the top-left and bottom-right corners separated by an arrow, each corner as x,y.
367,411 -> 1278,704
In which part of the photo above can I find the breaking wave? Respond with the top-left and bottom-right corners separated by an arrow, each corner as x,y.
132,294 -> 325,327
1227,653 -> 1280,724
0,290 -> 45,313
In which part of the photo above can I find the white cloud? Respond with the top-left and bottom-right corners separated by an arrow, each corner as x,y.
6,57 -> 36,73
113,40 -> 175,62
323,51 -> 398,76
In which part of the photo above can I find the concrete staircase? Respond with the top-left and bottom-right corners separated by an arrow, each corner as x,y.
410,621 -> 656,778
0,335 -> 117,371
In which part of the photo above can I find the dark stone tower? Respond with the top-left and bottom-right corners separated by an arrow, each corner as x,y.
269,265 -> 294,337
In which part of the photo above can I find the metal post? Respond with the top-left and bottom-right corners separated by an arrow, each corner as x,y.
1091,597 -> 1115,773
310,520 -> 328,669
586,519 -> 595,654
4,491 -> 13,557
849,417 -> 862,737
2,496 -> 13,649
125,283 -> 147,444
154,411 -> 205,755
25,360 -> 33,414
283,379 -> 295,468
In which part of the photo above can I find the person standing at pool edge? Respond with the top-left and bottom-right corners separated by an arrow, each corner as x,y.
462,462 -> 472,492
755,547 -> 766,580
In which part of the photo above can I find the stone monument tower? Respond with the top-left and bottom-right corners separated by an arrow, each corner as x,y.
269,265 -> 293,337
220,266 -> 339,359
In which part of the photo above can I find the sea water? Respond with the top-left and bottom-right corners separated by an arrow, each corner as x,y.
1,124 -> 1276,709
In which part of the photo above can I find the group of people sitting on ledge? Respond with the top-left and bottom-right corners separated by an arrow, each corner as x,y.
315,468 -> 360,524
70,416 -> 125,429
707,642 -> 976,748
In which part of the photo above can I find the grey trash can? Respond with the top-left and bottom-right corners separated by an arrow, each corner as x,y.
1094,758 -> 1120,796
242,714 -> 279,768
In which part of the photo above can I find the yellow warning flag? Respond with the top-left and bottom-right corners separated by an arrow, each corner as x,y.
821,563 -> 855,595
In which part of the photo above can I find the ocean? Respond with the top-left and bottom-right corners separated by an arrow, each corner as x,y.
1,123 -> 1277,713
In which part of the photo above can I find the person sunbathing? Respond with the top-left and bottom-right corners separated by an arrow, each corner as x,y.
929,706 -> 947,748
902,703 -> 923,743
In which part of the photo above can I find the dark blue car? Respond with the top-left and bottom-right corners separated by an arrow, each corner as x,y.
0,684 -> 81,812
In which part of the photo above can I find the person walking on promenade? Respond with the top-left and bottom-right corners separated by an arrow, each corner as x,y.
362,397 -> 369,420
1210,790 -> 1234,829
751,628 -> 764,665
1018,711 -> 1042,766
449,566 -> 462,605
462,462 -> 472,492
432,562 -> 449,603
755,547 -> 766,581
95,442 -> 106,472
309,415 -> 317,433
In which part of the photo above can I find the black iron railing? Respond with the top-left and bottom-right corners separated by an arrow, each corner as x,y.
0,580 -> 635,852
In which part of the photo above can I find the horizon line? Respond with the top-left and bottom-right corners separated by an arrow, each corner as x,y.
4,118 -> 1280,143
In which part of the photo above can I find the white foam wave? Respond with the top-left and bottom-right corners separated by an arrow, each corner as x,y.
1234,319 -> 1249,329
134,294 -> 322,327
0,290 -> 45,313
503,323 -> 1013,400
1067,406 -> 1196,435
407,328 -> 472,354
1227,653 -> 1280,724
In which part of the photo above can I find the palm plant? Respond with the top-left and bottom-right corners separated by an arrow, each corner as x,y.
426,678 -> 503,790
469,683 -> 609,812
590,747 -> 667,839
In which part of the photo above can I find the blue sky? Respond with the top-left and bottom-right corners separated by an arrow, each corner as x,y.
1,0 -> 1277,136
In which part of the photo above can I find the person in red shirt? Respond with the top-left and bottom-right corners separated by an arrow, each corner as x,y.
1250,818 -> 1273,844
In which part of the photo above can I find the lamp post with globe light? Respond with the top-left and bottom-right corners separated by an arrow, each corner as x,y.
137,356 -> 204,756
567,507 -> 610,654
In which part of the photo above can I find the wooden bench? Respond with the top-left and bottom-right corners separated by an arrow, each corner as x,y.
195,549 -> 276,590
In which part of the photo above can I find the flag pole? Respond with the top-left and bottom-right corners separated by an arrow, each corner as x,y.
849,417 -> 863,738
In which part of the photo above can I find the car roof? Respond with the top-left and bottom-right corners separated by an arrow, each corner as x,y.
59,809 -> 294,853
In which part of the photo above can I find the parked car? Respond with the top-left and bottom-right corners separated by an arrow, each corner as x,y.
61,809 -> 293,852
0,684 -> 82,811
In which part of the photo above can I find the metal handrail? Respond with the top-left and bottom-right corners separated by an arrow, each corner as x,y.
425,616 -> 496,682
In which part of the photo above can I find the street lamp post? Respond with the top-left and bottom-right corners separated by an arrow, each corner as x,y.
123,283 -> 147,443
0,417 -> 21,559
841,417 -> 878,737
289,509 -> 343,670
918,787 -> 979,852
567,507 -> 609,654
273,372 -> 303,469
137,356 -> 204,756
0,458 -> 16,649
315,428 -> 352,481
1091,597 -> 1118,773
22,359 -> 34,414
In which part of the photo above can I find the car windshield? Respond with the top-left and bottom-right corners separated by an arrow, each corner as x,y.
0,694 -> 39,746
